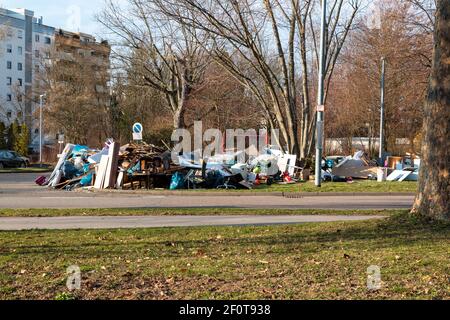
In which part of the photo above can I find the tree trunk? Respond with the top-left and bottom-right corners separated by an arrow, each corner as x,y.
173,106 -> 186,129
411,0 -> 450,221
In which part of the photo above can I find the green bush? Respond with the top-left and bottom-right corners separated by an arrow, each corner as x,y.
0,122 -> 7,149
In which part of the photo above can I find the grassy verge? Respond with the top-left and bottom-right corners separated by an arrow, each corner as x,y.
256,181 -> 418,193
0,213 -> 448,300
0,208 -> 407,218
137,181 -> 418,193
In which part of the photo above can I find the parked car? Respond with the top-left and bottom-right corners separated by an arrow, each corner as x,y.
0,150 -> 29,169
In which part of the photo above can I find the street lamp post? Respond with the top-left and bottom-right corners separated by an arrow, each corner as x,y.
379,57 -> 386,164
39,94 -> 46,167
315,0 -> 327,187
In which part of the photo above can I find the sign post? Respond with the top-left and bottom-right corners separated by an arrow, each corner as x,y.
132,123 -> 143,142
58,134 -> 65,154
315,0 -> 327,187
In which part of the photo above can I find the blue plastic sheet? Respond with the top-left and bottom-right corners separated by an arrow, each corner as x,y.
80,173 -> 93,186
170,172 -> 185,190
71,145 -> 90,158
62,161 -> 83,180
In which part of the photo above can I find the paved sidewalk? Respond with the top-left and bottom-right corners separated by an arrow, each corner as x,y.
0,215 -> 386,230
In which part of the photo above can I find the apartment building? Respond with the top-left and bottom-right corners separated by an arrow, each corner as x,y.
0,8 -> 54,130
0,8 -> 110,151
53,28 -> 111,108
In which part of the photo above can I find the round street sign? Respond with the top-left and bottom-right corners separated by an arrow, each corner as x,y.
133,123 -> 143,134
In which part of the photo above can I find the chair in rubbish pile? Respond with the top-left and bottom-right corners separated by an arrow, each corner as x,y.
217,169 -> 237,190
322,158 -> 335,181
184,169 -> 197,189
217,175 -> 237,190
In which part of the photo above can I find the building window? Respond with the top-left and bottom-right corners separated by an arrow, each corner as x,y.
18,79 -> 23,86
35,50 -> 40,58
35,35 -> 40,42
7,61 -> 12,69
35,65 -> 40,74
17,94 -> 23,102
7,94 -> 12,102
45,37 -> 51,44
18,63 -> 23,71
18,46 -> 23,55
6,44 -> 12,53
7,111 -> 12,119
18,30 -> 23,39
7,77 -> 12,86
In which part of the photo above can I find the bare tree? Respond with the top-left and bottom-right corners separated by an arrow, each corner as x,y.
326,1 -> 432,157
403,0 -> 436,34
97,0 -> 210,129
412,0 -> 449,221
154,0 -> 360,158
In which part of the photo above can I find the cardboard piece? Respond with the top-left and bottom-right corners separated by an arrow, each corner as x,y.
278,154 -> 297,176
332,158 -> 378,179
387,170 -> 409,181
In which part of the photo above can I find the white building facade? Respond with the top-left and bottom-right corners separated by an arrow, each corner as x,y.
0,8 -> 55,148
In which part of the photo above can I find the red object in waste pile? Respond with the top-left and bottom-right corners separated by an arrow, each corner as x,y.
283,171 -> 292,183
35,176 -> 47,186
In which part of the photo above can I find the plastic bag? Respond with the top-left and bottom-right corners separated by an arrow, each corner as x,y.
170,172 -> 185,190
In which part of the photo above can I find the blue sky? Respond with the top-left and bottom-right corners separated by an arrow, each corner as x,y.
0,0 -> 107,37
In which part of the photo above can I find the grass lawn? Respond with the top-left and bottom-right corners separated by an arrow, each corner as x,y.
137,181 -> 418,193
0,208 -> 407,218
0,213 -> 448,300
0,167 -> 52,174
256,181 -> 418,193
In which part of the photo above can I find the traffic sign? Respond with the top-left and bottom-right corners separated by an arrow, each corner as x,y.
133,123 -> 143,134
132,123 -> 143,141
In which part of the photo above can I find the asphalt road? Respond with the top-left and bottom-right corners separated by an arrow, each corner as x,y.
0,173 -> 414,210
0,215 -> 386,230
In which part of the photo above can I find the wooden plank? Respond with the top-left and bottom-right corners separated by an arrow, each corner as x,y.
46,144 -> 75,186
50,170 -> 63,188
94,155 -> 109,189
104,142 -> 120,189
116,171 -> 124,189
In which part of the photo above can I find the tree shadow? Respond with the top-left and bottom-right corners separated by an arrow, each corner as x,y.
1,213 -> 448,257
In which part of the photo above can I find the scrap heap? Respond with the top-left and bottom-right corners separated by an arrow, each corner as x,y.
117,142 -> 182,189
39,140 -> 306,191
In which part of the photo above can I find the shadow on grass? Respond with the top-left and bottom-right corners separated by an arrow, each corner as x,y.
2,213 -> 448,258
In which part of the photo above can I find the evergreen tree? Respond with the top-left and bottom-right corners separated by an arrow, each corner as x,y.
17,123 -> 30,156
0,122 -> 7,149
6,121 -> 20,151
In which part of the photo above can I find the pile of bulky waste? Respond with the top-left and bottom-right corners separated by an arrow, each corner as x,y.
323,151 -> 420,182
36,137 -> 421,192
36,139 -> 308,191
